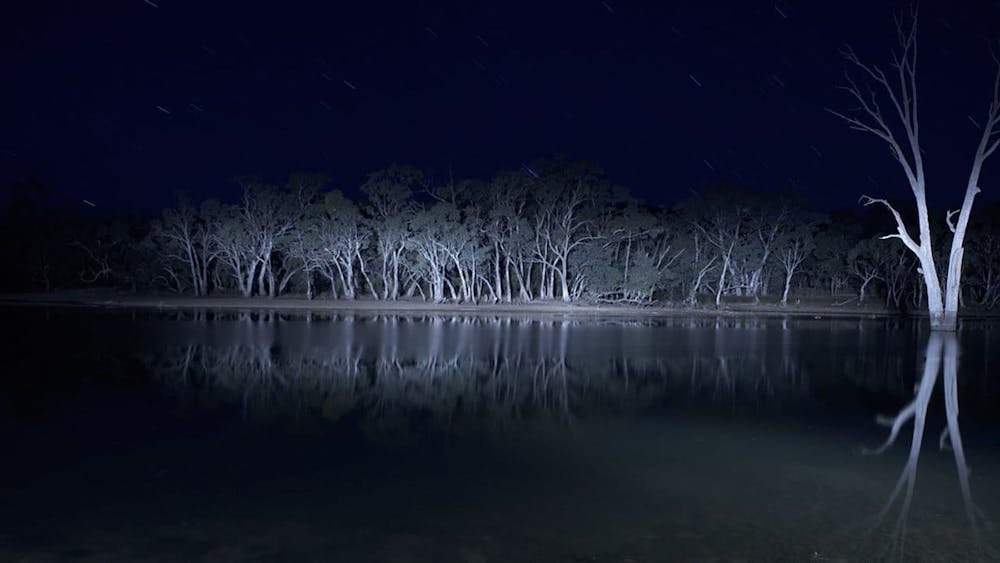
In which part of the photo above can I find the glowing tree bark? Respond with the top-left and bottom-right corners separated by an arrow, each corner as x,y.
828,11 -> 1000,330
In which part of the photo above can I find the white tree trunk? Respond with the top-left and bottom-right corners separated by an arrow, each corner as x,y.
829,12 -> 1000,331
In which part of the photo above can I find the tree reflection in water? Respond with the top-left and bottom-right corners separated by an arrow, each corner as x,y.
140,315 -> 817,433
857,332 -> 991,561
133,314 -> 997,558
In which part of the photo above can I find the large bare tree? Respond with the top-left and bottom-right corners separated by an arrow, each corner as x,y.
828,10 -> 1000,330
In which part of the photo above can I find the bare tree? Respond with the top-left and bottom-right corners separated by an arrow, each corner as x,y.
828,9 -> 1000,330
71,237 -> 118,284
71,222 -> 140,287
686,189 -> 751,307
746,202 -> 788,301
848,238 -> 886,305
778,232 -> 812,306
151,196 -> 219,296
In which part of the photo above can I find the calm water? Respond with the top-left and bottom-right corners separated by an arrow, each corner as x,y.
1,307 -> 998,562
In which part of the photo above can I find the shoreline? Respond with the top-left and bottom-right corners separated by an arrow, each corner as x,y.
0,290 -> 919,320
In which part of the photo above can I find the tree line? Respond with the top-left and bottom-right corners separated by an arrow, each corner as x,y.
3,160 -> 1000,310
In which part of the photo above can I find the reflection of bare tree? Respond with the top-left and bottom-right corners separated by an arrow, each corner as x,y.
857,333 -> 990,561
939,336 -> 986,550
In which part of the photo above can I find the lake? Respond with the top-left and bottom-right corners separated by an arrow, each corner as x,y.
1,307 -> 998,561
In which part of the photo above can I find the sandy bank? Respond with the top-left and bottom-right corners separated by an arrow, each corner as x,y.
0,290 -> 905,320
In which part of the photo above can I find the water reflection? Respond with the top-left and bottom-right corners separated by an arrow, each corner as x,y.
858,333 -> 990,560
4,309 -> 1000,561
139,315 -> 832,432
135,315 -> 999,558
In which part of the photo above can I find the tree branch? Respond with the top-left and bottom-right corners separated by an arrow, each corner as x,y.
859,195 -> 920,254
829,11 -> 925,200
946,209 -> 959,233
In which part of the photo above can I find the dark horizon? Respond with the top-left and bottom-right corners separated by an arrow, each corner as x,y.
3,0 -> 1000,213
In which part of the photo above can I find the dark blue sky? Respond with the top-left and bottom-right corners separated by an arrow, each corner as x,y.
2,0 -> 999,212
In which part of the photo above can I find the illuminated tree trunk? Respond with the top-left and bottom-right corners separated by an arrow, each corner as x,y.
828,10 -> 1000,331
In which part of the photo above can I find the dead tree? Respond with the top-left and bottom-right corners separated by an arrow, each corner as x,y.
828,9 -> 1000,330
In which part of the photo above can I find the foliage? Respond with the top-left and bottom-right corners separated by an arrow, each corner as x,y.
15,157 -> 1000,312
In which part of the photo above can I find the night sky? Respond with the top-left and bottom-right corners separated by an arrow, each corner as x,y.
2,0 -> 1000,212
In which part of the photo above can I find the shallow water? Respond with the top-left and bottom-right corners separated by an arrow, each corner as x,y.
1,308 -> 998,561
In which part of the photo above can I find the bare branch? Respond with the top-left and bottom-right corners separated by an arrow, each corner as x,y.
863,405 -> 917,455
948,49 -> 1000,286
979,61 -> 1000,161
831,10 -> 925,198
825,107 -> 891,142
859,195 -> 921,254
946,209 -> 959,233
864,329 -> 941,458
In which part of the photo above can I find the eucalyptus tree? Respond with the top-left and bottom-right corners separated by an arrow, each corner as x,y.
681,184 -> 754,307
237,177 -> 287,297
72,233 -> 119,286
744,199 -> 789,300
440,203 -> 486,302
777,217 -> 818,306
312,190 -> 370,299
211,175 -> 319,297
847,228 -> 916,309
279,200 -> 325,299
964,210 -> 1000,308
811,222 -> 860,296
192,200 -> 223,294
531,190 -> 558,300
532,161 -> 606,302
211,203 -> 259,297
875,242 -> 915,309
408,202 -> 458,302
607,204 -> 657,294
828,10 -> 1000,329
72,218 -> 155,292
673,223 -> 719,306
431,178 -> 494,302
361,165 -> 421,300
570,239 -> 614,301
848,238 -> 884,305
484,171 -> 534,302
149,198 -> 202,294
268,173 -> 327,296
112,158 -> 970,306
588,202 -> 680,303
646,210 -> 686,293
